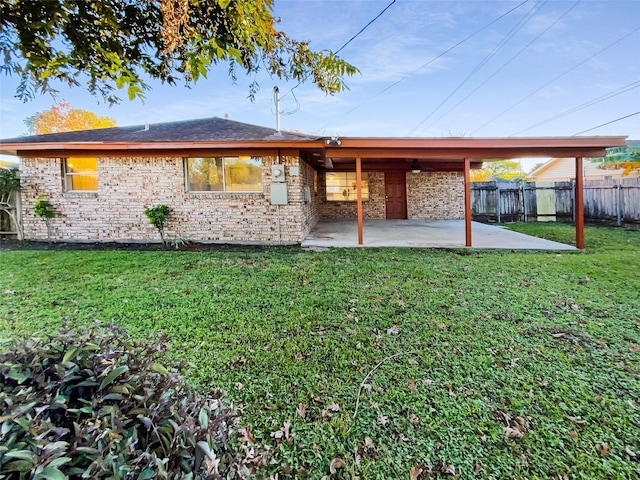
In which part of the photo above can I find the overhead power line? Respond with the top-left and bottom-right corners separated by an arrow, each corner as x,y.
281,0 -> 397,103
471,26 -> 640,135
408,0 -> 548,136
335,0 -> 397,55
419,0 -> 581,135
314,0 -> 529,134
573,111 -> 640,136
512,80 -> 640,135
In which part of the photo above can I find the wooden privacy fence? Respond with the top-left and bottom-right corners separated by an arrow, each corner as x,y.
471,178 -> 640,224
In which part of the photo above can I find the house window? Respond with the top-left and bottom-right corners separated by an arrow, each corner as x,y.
325,172 -> 369,201
185,157 -> 263,192
64,157 -> 98,191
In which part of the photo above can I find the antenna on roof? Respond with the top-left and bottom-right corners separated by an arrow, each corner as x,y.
273,86 -> 282,136
225,113 -> 230,119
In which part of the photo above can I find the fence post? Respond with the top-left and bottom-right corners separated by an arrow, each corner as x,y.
496,182 -> 501,224
521,183 -> 527,222
616,183 -> 622,226
571,181 -> 575,224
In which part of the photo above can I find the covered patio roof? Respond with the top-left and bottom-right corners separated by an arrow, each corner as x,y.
309,135 -> 626,250
303,136 -> 626,171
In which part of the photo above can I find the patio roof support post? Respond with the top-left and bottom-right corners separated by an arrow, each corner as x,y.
356,156 -> 364,245
464,157 -> 472,247
575,156 -> 585,249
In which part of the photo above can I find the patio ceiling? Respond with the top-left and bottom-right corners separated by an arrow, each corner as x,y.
299,136 -> 627,170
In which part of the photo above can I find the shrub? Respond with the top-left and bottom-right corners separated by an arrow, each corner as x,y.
33,194 -> 54,220
33,194 -> 55,242
144,204 -> 171,246
0,324 -> 267,479
0,168 -> 20,198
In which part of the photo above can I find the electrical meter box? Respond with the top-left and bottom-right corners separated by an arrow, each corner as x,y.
289,166 -> 300,177
271,164 -> 285,182
270,183 -> 288,205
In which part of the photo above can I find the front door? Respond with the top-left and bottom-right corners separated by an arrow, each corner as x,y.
385,172 -> 407,219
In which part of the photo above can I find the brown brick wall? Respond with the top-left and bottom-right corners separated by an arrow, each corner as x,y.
406,171 -> 464,219
318,171 -> 385,219
19,155 -> 316,244
316,170 -> 463,220
299,159 -> 320,238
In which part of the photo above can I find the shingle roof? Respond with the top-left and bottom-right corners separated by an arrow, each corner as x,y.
0,117 -> 318,143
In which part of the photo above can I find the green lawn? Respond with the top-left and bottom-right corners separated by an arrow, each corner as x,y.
1,224 -> 639,479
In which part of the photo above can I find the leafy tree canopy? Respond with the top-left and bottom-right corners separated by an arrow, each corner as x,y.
470,160 -> 524,182
592,145 -> 640,176
25,101 -> 117,134
1,0 -> 359,104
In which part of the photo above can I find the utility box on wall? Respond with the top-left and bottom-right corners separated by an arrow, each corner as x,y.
270,183 -> 288,205
271,164 -> 285,182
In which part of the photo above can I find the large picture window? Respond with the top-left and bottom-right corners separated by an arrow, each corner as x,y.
325,172 -> 369,201
64,158 -> 98,191
185,157 -> 263,192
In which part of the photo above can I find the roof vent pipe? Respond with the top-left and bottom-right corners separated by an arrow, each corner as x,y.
273,86 -> 282,136
144,122 -> 149,131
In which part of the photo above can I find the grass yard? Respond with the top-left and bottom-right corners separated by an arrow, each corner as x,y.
1,224 -> 639,479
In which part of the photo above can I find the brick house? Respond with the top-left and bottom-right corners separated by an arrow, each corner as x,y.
0,117 -> 625,247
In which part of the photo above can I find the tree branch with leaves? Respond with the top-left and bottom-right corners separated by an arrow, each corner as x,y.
1,0 -> 358,104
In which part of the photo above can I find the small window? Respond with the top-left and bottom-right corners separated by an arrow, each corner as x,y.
64,157 -> 98,191
185,157 -> 263,192
326,172 -> 369,201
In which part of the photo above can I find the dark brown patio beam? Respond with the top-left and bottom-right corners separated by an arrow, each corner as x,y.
464,158 -> 472,247
324,147 -> 611,159
356,157 -> 364,245
575,156 -> 585,249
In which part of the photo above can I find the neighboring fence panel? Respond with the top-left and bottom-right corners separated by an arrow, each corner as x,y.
584,179 -> 640,222
471,178 -> 640,224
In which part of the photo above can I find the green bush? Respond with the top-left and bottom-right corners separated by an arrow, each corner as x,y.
144,204 -> 171,246
0,169 -> 20,199
33,195 -> 54,220
0,324 -> 266,479
33,194 -> 55,242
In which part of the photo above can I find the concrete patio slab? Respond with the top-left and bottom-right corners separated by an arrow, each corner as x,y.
301,220 -> 576,250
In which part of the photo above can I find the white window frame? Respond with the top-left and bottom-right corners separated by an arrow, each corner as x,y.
184,157 -> 263,193
63,158 -> 98,192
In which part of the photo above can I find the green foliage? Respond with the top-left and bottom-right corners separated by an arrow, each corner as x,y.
33,195 -> 54,219
1,225 -> 639,478
0,168 -> 20,198
0,324 -> 267,479
0,0 -> 358,104
592,145 -> 640,175
471,160 -> 525,182
144,204 -> 171,245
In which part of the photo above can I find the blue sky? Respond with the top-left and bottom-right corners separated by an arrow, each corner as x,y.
1,0 -> 639,170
